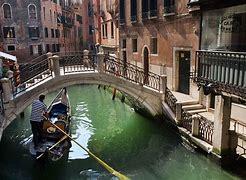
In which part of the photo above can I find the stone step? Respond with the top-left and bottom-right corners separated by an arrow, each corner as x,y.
186,108 -> 207,114
180,100 -> 199,106
182,104 -> 204,111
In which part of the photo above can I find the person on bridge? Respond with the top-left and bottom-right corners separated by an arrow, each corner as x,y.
30,94 -> 48,149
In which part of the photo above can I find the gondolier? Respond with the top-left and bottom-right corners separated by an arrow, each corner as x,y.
30,94 -> 48,149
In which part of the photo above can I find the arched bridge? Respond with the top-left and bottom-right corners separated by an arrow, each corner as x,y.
0,51 -> 167,140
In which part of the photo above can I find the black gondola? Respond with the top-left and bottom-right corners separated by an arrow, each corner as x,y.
29,88 -> 72,161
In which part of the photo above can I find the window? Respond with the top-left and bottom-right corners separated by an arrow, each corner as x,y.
111,21 -> 114,38
88,2 -> 93,17
50,9 -> 52,22
7,45 -> 15,51
51,29 -> 54,38
142,0 -> 149,19
52,44 -> 56,52
56,44 -> 60,52
120,0 -> 125,24
105,23 -> 108,38
150,0 -> 157,17
43,7 -> 46,20
44,27 -> 48,37
89,25 -> 93,35
201,4 -> 246,52
38,45 -> 42,55
122,39 -> 126,48
164,0 -> 175,14
54,12 -> 56,23
28,4 -> 37,19
131,0 -> 137,22
55,29 -> 60,38
28,27 -> 39,39
150,37 -> 158,54
3,4 -> 11,19
30,45 -> 33,55
3,27 -> 15,38
46,44 -> 50,53
76,14 -> 82,24
132,38 -> 137,52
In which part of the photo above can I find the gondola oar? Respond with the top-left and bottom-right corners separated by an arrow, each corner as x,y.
36,135 -> 68,160
44,117 -> 129,180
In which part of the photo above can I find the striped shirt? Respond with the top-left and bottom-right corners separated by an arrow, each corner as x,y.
30,100 -> 47,122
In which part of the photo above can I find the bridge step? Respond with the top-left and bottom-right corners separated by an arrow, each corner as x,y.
186,108 -> 207,114
182,104 -> 204,111
180,100 -> 199,106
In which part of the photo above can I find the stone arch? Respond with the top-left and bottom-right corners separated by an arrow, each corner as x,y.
12,73 -> 162,121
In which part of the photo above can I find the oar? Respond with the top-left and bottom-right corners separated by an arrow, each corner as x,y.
47,119 -> 129,180
36,135 -> 68,160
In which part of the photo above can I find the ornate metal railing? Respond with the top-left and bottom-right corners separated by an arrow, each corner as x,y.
194,50 -> 246,99
59,52 -> 96,74
181,110 -> 192,132
104,55 -> 161,91
12,58 -> 52,96
198,116 -> 214,144
165,87 -> 177,113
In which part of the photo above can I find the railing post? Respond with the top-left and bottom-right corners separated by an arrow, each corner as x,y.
0,78 -> 13,103
51,55 -> 60,77
212,95 -> 231,156
160,75 -> 167,95
47,52 -> 53,71
192,114 -> 200,136
83,49 -> 90,68
97,52 -> 104,73
175,102 -> 182,125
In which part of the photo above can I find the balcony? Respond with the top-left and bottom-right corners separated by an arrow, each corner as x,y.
194,50 -> 246,99
163,5 -> 175,16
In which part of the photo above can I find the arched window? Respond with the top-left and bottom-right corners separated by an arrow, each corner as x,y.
28,4 -> 37,19
3,3 -> 11,18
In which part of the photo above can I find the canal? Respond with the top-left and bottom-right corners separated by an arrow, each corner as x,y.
0,85 -> 242,180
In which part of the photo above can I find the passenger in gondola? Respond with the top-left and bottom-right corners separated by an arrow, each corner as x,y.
30,94 -> 48,149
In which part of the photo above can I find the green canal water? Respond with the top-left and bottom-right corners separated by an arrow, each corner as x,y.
0,85 -> 242,180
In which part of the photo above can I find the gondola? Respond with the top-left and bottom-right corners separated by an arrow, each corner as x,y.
29,88 -> 72,161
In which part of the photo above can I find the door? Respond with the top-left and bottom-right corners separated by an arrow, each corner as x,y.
178,51 -> 190,94
122,51 -> 127,76
143,47 -> 149,84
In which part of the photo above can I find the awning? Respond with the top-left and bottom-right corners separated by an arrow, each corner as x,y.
0,51 -> 17,62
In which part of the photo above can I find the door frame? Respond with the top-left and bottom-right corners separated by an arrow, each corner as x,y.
142,45 -> 150,84
172,47 -> 192,92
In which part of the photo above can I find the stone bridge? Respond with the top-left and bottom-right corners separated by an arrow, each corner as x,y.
0,51 -> 167,140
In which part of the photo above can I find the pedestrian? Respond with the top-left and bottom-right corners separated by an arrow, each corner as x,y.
30,94 -> 48,149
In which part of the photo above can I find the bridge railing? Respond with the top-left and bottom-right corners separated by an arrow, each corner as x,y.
104,55 -> 161,91
165,87 -> 177,113
12,58 -> 52,96
58,51 -> 97,74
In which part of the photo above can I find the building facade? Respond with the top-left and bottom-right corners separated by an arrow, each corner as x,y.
119,0 -> 200,97
0,0 -> 94,63
0,0 -> 44,63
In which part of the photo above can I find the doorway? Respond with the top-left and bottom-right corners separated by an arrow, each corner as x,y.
178,51 -> 190,94
143,47 -> 149,84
